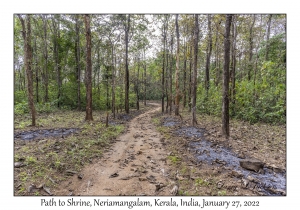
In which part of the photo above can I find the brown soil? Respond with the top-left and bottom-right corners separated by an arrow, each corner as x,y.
55,103 -> 174,196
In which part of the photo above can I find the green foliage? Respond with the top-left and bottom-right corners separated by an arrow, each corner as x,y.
197,83 -> 222,117
14,101 -> 29,115
168,155 -> 181,164
195,178 -> 209,186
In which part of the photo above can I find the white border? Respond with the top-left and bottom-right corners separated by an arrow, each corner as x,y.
2,1 -> 296,209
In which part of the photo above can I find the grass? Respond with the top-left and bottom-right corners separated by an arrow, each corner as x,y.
167,155 -> 181,164
14,110 -> 127,196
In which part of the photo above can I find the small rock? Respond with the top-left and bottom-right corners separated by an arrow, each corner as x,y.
14,162 -> 24,168
78,174 -> 84,179
231,171 -> 243,178
247,175 -> 260,183
170,185 -> 179,195
155,183 -> 165,191
139,177 -> 147,181
242,178 -> 249,188
66,170 -> 78,176
217,181 -> 224,189
109,172 -> 119,178
28,184 -> 36,193
43,185 -> 53,195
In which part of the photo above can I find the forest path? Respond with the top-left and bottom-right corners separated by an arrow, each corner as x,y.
56,103 -> 173,196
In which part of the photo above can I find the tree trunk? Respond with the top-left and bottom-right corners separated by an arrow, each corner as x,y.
33,36 -> 39,103
84,14 -> 93,121
75,15 -> 81,110
136,55 -> 140,110
230,15 -> 237,115
112,48 -> 116,118
265,14 -> 272,61
169,35 -> 173,114
52,16 -> 62,108
192,14 -> 199,126
175,14 -> 180,116
222,14 -> 232,139
42,15 -> 49,103
18,14 -> 36,126
205,14 -> 212,95
125,15 -> 130,114
161,23 -> 166,113
143,49 -> 147,106
248,15 -> 256,81
183,39 -> 187,108
165,42 -> 169,113
188,43 -> 192,112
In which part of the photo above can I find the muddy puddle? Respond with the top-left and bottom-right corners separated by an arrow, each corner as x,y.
164,121 -> 286,196
14,128 -> 79,141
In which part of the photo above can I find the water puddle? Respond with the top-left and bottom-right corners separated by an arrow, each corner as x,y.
14,128 -> 79,141
164,122 -> 286,196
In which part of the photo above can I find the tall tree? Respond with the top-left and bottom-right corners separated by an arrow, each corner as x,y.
124,14 -> 131,114
205,14 -> 212,95
174,14 -> 180,116
222,14 -> 232,139
230,15 -> 238,114
84,14 -> 93,121
168,35 -> 173,114
51,15 -> 62,108
75,15 -> 81,110
143,49 -> 147,106
41,15 -> 49,103
18,14 -> 36,126
161,15 -> 169,113
191,14 -> 199,126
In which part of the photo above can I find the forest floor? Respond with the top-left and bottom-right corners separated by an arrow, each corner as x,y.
14,102 -> 286,196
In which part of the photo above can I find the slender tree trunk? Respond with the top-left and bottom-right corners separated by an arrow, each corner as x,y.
265,14 -> 272,61
248,15 -> 256,81
136,55 -> 140,110
112,45 -> 116,118
165,43 -> 169,113
18,14 -> 36,126
175,14 -> 180,116
33,36 -> 39,103
230,15 -> 237,115
75,15 -> 81,110
222,14 -> 232,139
188,44 -> 192,112
84,14 -> 93,121
205,14 -> 212,95
161,31 -> 166,113
183,39 -> 187,108
161,15 -> 169,113
42,15 -> 49,103
52,17 -> 62,108
254,15 -> 264,99
125,15 -> 131,114
169,35 -> 173,114
143,49 -> 147,106
192,14 -> 199,126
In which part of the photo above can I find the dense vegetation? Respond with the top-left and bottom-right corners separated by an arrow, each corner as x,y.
14,14 -> 286,127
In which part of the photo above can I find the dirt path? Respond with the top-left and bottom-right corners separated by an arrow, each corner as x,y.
55,103 -> 173,196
